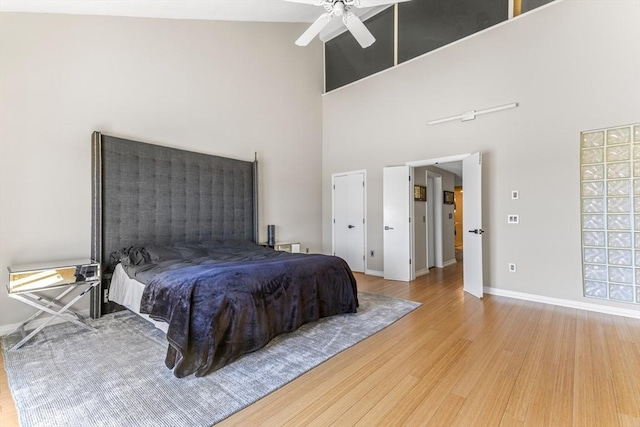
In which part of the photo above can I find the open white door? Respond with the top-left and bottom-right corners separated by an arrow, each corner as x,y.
462,152 -> 484,298
383,165 -> 412,281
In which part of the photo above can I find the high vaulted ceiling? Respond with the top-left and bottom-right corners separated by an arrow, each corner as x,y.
0,0 -> 389,41
0,0 -> 361,23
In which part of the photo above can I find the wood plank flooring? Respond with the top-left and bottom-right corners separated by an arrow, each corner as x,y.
0,339 -> 19,427
1,259 -> 639,426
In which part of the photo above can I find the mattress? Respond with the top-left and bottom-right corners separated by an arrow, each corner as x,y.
109,263 -> 168,333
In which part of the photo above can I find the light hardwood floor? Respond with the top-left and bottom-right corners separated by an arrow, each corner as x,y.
0,338 -> 19,426
1,259 -> 639,426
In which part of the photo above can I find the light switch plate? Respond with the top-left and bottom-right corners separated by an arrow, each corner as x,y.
508,214 -> 519,224
511,190 -> 519,200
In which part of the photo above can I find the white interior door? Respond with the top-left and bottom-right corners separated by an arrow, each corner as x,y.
333,172 -> 365,272
462,152 -> 484,298
383,166 -> 412,281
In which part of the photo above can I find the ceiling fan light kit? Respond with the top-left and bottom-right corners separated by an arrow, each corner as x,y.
285,0 -> 412,48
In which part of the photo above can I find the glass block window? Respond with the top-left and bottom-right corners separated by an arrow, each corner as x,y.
581,123 -> 640,304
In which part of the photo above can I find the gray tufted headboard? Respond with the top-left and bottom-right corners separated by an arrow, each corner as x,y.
90,132 -> 258,318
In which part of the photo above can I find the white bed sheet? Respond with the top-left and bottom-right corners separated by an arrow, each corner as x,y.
109,263 -> 168,333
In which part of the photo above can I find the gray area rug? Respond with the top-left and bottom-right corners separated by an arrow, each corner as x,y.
2,292 -> 420,427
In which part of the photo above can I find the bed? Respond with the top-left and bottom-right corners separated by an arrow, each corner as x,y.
90,133 -> 358,377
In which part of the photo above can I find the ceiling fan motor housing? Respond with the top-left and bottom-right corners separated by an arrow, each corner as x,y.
323,1 -> 348,15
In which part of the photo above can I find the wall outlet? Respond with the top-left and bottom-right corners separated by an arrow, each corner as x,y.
370,250 -> 375,257
508,263 -> 517,272
508,214 -> 519,224
511,190 -> 519,200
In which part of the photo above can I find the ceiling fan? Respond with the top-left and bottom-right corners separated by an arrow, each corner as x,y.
284,0 -> 411,48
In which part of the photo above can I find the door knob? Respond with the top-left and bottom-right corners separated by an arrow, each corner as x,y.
348,225 -> 355,229
468,229 -> 485,234
384,226 -> 394,230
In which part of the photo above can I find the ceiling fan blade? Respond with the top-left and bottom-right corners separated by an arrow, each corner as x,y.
343,12 -> 376,48
353,0 -> 412,7
296,13 -> 333,46
282,0 -> 325,5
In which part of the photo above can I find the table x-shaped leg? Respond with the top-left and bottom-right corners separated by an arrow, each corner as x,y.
8,281 -> 99,350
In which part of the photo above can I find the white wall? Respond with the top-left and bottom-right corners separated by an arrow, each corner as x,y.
0,13 -> 323,327
322,0 -> 640,310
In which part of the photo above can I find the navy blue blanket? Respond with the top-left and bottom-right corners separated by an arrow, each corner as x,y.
115,241 -> 358,377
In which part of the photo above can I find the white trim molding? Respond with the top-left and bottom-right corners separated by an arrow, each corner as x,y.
484,287 -> 640,319
442,259 -> 458,268
415,268 -> 429,277
406,153 -> 471,168
365,269 -> 384,277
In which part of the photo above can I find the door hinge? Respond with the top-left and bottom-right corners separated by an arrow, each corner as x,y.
333,184 -> 335,189
409,217 -> 411,223
333,219 -> 335,223
363,181 -> 365,187
363,255 -> 365,261
363,218 -> 365,224
409,176 -> 411,181
409,259 -> 412,265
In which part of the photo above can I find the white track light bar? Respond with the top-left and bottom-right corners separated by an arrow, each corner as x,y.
427,102 -> 519,125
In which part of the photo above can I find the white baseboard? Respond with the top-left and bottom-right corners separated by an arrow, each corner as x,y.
443,259 -> 458,268
483,287 -> 640,319
0,309 -> 91,337
415,268 -> 429,277
365,269 -> 384,277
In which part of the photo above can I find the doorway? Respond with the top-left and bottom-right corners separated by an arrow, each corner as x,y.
412,169 -> 444,276
383,153 -> 484,298
424,170 -> 445,269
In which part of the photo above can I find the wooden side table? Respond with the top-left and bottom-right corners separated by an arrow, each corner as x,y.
6,259 -> 100,350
